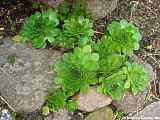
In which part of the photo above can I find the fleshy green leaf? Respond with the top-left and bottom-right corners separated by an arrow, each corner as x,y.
124,79 -> 131,89
46,89 -> 66,111
98,71 -> 127,100
32,37 -> 46,48
66,100 -> 77,112
42,106 -> 50,116
99,54 -> 127,77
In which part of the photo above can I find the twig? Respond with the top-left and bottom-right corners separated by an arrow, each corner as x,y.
0,96 -> 16,112
152,96 -> 160,101
94,31 -> 104,34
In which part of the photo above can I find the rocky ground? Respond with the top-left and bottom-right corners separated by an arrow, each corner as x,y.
0,0 -> 160,120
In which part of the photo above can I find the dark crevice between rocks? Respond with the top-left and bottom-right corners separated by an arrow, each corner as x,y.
16,110 -> 44,120
0,0 -> 40,37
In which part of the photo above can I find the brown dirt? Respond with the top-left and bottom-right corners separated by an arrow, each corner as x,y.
0,0 -> 37,37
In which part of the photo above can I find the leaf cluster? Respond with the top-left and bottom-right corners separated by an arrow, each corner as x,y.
97,62 -> 148,100
46,89 -> 77,112
19,10 -> 93,49
19,10 -> 60,48
95,20 -> 148,100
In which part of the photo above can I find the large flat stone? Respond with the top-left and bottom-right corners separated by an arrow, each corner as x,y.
0,38 -> 62,112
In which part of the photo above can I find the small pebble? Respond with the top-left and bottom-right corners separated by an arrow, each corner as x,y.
0,36 -> 4,40
0,28 -> 4,31
0,109 -> 12,120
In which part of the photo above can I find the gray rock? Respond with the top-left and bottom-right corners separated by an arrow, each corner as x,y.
85,107 -> 113,120
74,0 -> 118,19
112,91 -> 147,114
73,87 -> 112,112
45,109 -> 71,120
28,0 -> 64,8
133,101 -> 160,118
0,38 -> 62,112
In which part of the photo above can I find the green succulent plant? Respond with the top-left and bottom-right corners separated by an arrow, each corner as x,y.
19,10 -> 60,48
18,1 -> 148,112
55,45 -> 99,95
95,20 -> 142,56
61,16 -> 94,48
97,62 -> 148,100
123,62 -> 148,95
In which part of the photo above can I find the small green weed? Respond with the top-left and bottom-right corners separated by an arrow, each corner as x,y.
7,55 -> 16,65
114,111 -> 124,120
42,106 -> 50,116
46,89 -> 77,112
32,2 -> 48,10
57,0 -> 89,20
11,112 -> 17,120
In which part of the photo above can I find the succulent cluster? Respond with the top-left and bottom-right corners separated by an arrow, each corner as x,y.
19,8 -> 148,112
19,10 -> 93,49
47,20 -> 148,110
